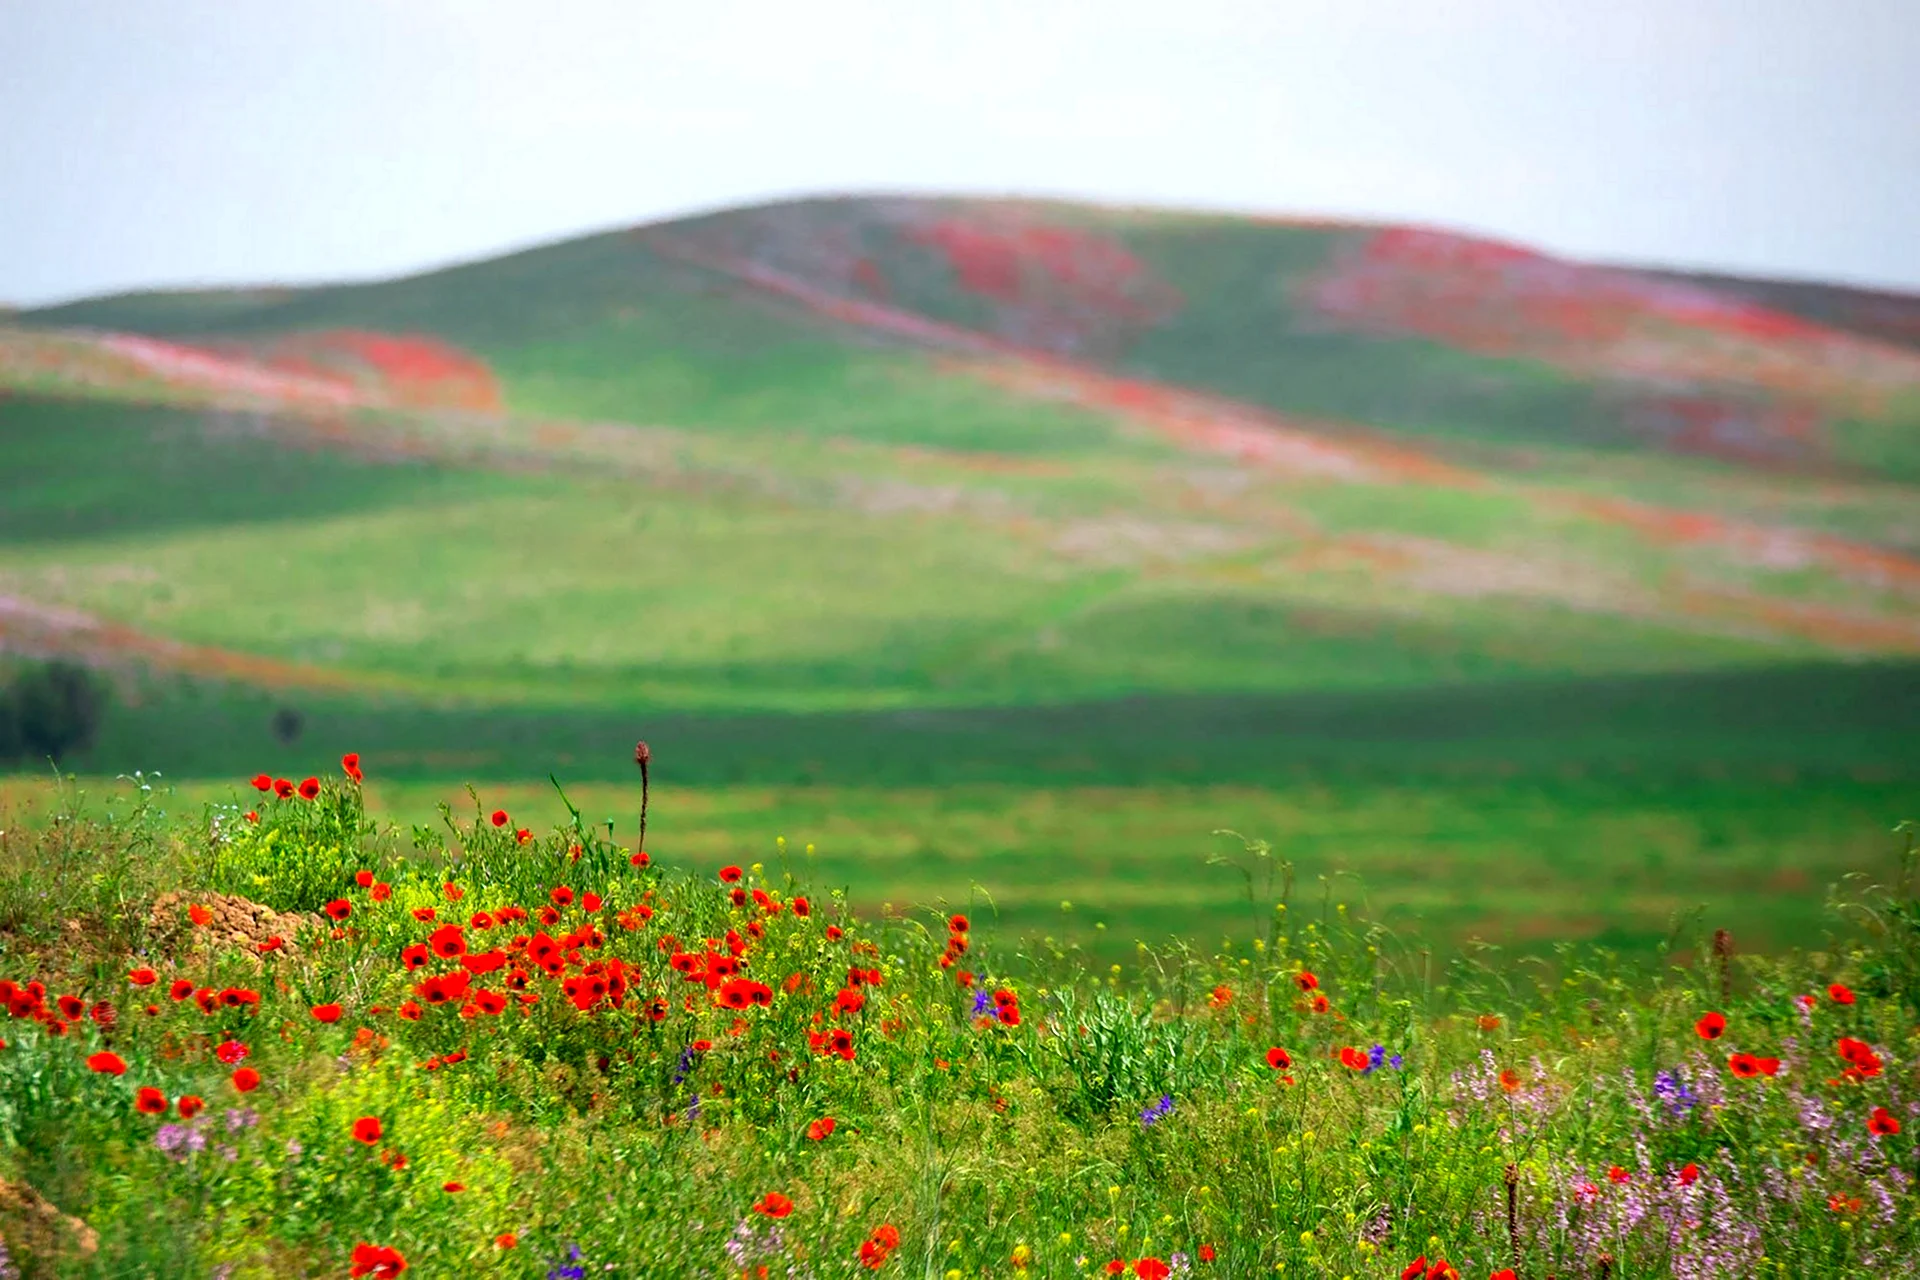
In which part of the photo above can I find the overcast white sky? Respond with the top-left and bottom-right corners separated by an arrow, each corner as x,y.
3,0 -> 1916,306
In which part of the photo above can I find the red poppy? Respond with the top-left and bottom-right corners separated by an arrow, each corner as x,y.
348,1242 -> 407,1278
443,1181 -> 465,1193
1134,1260 -> 1170,1280
355,869 -> 375,888
1106,1264 -> 1126,1277
1607,1165 -> 1629,1183
582,892 -> 602,913
188,904 -> 213,927
443,882 -> 465,901
825,925 -> 843,941
1677,1162 -> 1700,1186
371,883 -> 391,902
257,936 -> 285,953
1339,1046 -> 1368,1070
352,1116 -> 383,1145
342,753 -> 363,783
1499,1069 -> 1522,1092
495,1234 -> 517,1249
128,967 -> 158,986
490,810 -> 508,827
135,1086 -> 168,1115
297,777 -> 320,800
1265,1047 -> 1292,1070
1208,984 -> 1233,1009
251,773 -> 273,791
719,865 -> 743,884
1828,982 -> 1856,1005
56,994 -> 84,1019
1492,1272 -> 1517,1280
1755,1056 -> 1781,1076
168,979 -> 194,1001
87,1051 -> 127,1076
1311,994 -> 1330,1014
792,896 -> 809,917
1695,1011 -> 1726,1040
231,1066 -> 261,1092
428,924 -> 468,960
753,1191 -> 794,1218
549,885 -> 575,907
1728,1053 -> 1761,1078
244,811 -> 259,823
948,913 -> 968,933
630,850 -> 650,868
177,1095 -> 204,1119
515,828 -> 531,845
1869,1106 -> 1901,1136
324,899 -> 352,922
398,1001 -> 424,1021
273,778 -> 294,799
807,1116 -> 836,1140
215,1039 -> 249,1064
1198,1245 -> 1215,1263
1294,971 -> 1318,992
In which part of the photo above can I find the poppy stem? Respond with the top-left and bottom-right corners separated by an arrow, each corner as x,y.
1504,1162 -> 1522,1272
633,741 -> 650,857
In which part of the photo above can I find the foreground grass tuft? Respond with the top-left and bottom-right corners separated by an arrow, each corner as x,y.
0,758 -> 1914,1278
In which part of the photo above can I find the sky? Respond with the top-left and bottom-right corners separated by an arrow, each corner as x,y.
3,0 -> 1916,306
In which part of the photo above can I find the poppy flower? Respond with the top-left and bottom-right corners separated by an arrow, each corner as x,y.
348,1243 -> 407,1278
56,994 -> 85,1019
1310,994 -> 1330,1014
948,913 -> 968,933
1499,1069 -> 1522,1092
128,967 -> 158,986
1607,1165 -> 1629,1183
1208,984 -> 1233,1009
86,1051 -> 127,1076
135,1086 -> 169,1115
244,811 -> 259,823
355,869 -> 375,888
582,892 -> 602,913
311,1003 -> 344,1023
188,904 -> 213,927
753,1192 -> 794,1218
1869,1106 -> 1901,1136
352,1116 -> 383,1145
1828,982 -> 1856,1005
177,1095 -> 204,1119
273,778 -> 294,798
342,752 -> 363,783
630,850 -> 650,868
324,899 -> 352,922
231,1066 -> 261,1092
719,865 -> 743,884
1677,1162 -> 1700,1186
443,882 -> 465,902
515,828 -> 531,844
215,1039 -> 249,1064
1339,1046 -> 1368,1070
428,924 -> 468,960
1695,1011 -> 1726,1040
169,979 -> 195,1001
1755,1056 -> 1781,1076
1265,1047 -> 1292,1070
1294,971 -> 1318,992
495,1234 -> 517,1249
371,883 -> 391,902
550,886 -> 575,907
251,773 -> 273,791
825,925 -> 843,941
1107,1264 -> 1126,1277
490,810 -> 508,827
297,777 -> 320,800
807,1116 -> 836,1140
443,1181 -> 465,1193
792,896 -> 809,917
1401,1261 -> 1431,1280
1492,1272 -> 1517,1280
1134,1260 -> 1170,1280
257,936 -> 285,953
1198,1245 -> 1215,1263
1728,1053 -> 1761,1078
398,1001 -> 424,1020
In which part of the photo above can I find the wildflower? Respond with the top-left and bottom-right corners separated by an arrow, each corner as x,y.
1728,1052 -> 1761,1078
753,1192 -> 794,1218
352,1116 -> 383,1145
1695,1011 -> 1726,1040
1311,994 -> 1330,1014
491,810 -> 508,827
342,752 -> 363,783
135,1087 -> 169,1114
1012,1243 -> 1032,1269
371,882 -> 391,901
348,1243 -> 407,1278
1294,971 -> 1318,991
1492,1272 -> 1517,1280
443,882 -> 464,901
87,1051 -> 127,1076
1754,1056 -> 1781,1075
1499,1068 -> 1521,1092
1208,984 -> 1232,1009
177,1095 -> 205,1119
128,967 -> 158,986
215,1040 -> 249,1064
1340,1047 -> 1369,1070
1138,1094 -> 1175,1126
1265,1046 -> 1292,1070
251,773 -> 273,791
169,978 -> 195,1000
720,865 -> 743,884
189,904 -> 213,926
230,1067 -> 261,1093
310,1003 -> 343,1023
1676,1162 -> 1700,1186
355,869 -> 375,888
1607,1165 -> 1629,1183
807,1116 -> 836,1140
1106,1264 -> 1126,1276
1133,1260 -> 1170,1280
496,1234 -> 518,1249
443,1181 -> 465,1192
297,777 -> 320,800
154,1122 -> 206,1160
428,924 -> 468,960
324,899 -> 352,922
1868,1106 -> 1901,1136
273,778 -> 294,798
515,828 -> 532,844
1476,1013 -> 1501,1031
257,936 -> 284,953
1828,982 -> 1856,1005
1653,1069 -> 1697,1116
1198,1245 -> 1215,1262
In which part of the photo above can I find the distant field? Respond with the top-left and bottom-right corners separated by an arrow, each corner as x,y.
4,195 -> 1918,960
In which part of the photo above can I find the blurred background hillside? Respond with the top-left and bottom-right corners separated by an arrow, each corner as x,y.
3,2 -> 1916,954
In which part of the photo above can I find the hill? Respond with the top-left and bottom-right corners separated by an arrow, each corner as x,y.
3,195 -> 1918,951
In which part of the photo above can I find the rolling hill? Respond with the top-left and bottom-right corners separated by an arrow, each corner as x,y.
4,195 -> 1918,951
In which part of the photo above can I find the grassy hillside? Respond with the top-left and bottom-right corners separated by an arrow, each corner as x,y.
3,195 -> 1917,955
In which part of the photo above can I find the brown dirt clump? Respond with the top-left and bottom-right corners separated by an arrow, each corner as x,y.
0,1177 -> 99,1269
148,891 -> 319,960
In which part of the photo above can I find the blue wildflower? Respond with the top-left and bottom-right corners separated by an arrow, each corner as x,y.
1139,1094 -> 1175,1127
